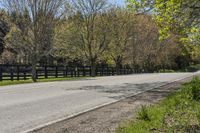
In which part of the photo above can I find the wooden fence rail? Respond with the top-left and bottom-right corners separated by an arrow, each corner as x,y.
0,65 -> 133,81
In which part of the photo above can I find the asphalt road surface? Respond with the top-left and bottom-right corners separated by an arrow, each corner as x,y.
0,72 -> 198,133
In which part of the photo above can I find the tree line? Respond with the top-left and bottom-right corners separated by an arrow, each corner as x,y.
0,0 -> 199,81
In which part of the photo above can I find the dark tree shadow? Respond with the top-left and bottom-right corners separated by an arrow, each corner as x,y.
69,82 -> 173,100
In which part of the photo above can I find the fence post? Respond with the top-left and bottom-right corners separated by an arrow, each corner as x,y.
36,69 -> 38,79
23,66 -> 26,80
0,65 -> 2,81
55,66 -> 58,78
103,67 -> 105,76
112,67 -> 114,76
75,67 -> 77,77
11,67 -> 14,81
83,66 -> 86,77
77,67 -> 80,77
45,66 -> 48,79
24,72 -> 26,80
65,66 -> 68,77
100,67 -> 103,76
89,66 -> 92,76
96,67 -> 98,76
70,67 -> 73,77
17,65 -> 20,80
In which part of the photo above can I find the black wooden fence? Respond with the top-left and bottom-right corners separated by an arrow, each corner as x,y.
0,64 -> 133,81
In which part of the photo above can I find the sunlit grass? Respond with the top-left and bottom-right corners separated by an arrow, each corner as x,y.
117,77 -> 200,133
0,77 -> 87,86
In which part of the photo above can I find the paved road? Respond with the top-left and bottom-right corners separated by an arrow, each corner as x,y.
0,72 -> 198,133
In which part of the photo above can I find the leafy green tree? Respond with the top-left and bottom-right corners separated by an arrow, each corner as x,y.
52,16 -> 86,65
127,0 -> 200,42
155,0 -> 200,63
127,0 -> 199,69
105,8 -> 134,74
154,0 -> 200,42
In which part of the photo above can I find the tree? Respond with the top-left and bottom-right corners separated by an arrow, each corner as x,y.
0,10 -> 9,55
65,0 -> 111,76
126,14 -> 160,71
155,0 -> 200,42
127,0 -> 154,14
52,15 -> 87,65
127,0 -> 199,70
2,0 -> 65,82
127,0 -> 200,42
105,8 -> 134,74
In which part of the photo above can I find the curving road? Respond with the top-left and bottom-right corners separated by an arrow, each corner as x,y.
0,72 -> 199,133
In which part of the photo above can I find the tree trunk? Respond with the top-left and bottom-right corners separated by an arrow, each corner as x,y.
115,56 -> 122,75
31,60 -> 37,82
91,59 -> 96,77
116,62 -> 120,75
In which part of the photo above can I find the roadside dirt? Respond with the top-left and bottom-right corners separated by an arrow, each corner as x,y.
32,76 -> 196,133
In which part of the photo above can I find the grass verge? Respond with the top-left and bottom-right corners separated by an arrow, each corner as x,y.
181,64 -> 200,72
0,77 -> 87,86
117,77 -> 200,133
159,64 -> 200,73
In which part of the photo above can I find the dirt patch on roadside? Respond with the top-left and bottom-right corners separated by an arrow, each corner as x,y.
31,76 -> 196,133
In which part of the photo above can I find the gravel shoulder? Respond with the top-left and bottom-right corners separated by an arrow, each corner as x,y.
31,76 -> 197,133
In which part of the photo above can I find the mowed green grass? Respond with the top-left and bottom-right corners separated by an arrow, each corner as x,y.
159,64 -> 200,73
0,77 -> 87,86
117,77 -> 200,133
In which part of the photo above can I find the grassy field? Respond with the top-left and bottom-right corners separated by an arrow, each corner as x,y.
117,77 -> 200,133
0,77 -> 87,86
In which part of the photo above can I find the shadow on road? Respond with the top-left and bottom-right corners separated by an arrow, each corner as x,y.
70,82 -> 170,100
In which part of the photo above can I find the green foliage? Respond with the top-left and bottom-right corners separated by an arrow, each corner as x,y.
154,0 -> 200,41
190,78 -> 200,101
138,106 -> 151,121
180,64 -> 200,72
127,0 -> 154,14
117,77 -> 200,133
127,0 -> 200,44
197,110 -> 200,124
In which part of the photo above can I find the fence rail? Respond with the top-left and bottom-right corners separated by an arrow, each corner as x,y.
0,64 -> 133,81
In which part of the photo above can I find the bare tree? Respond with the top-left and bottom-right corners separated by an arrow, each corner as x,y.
2,0 -> 65,81
0,10 -> 9,55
